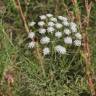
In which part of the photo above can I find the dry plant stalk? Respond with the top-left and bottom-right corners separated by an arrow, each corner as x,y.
71,0 -> 96,95
85,0 -> 92,27
82,32 -> 96,96
83,1 -> 96,95
13,0 -> 29,33
54,0 -> 59,15
13,0 -> 45,77
35,43 -> 46,78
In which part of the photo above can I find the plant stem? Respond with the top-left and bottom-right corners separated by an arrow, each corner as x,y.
13,0 -> 29,33
35,43 -> 46,78
71,0 -> 96,95
82,32 -> 96,96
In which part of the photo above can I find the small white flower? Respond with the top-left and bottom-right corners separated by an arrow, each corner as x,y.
55,45 -> 66,54
75,33 -> 82,39
28,41 -> 35,48
55,31 -> 62,38
64,29 -> 71,35
62,21 -> 69,26
55,23 -> 63,29
71,26 -> 77,33
58,16 -> 68,21
64,37 -> 72,44
62,17 -> 68,21
50,17 -> 57,22
39,28 -> 46,34
43,47 -> 50,55
74,40 -> 81,46
46,14 -> 53,17
58,16 -> 64,20
28,21 -> 36,27
28,32 -> 35,39
39,15 -> 47,20
48,22 -> 55,27
38,21 -> 45,27
70,22 -> 77,27
47,27 -> 55,33
40,36 -> 50,44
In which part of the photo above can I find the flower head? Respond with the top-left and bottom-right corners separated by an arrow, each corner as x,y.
50,17 -> 57,22
28,32 -> 35,39
75,33 -> 82,39
39,28 -> 46,34
70,22 -> 77,32
40,36 -> 50,44
55,45 -> 66,54
28,14 -> 82,56
47,27 -> 55,33
38,21 -> 45,27
55,23 -> 63,29
43,47 -> 50,55
28,41 -> 35,48
71,26 -> 77,33
62,17 -> 68,21
74,40 -> 81,46
58,16 -> 64,20
70,22 -> 77,27
28,21 -> 36,27
62,21 -> 69,26
55,31 -> 62,38
46,14 -> 53,18
48,22 -> 55,27
64,29 -> 71,35
39,15 -> 47,20
64,37 -> 72,44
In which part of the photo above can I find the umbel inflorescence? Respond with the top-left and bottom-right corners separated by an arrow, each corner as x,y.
28,14 -> 82,56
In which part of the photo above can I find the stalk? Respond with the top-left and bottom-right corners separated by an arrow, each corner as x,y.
35,43 -> 46,78
13,0 -> 29,33
71,0 -> 96,95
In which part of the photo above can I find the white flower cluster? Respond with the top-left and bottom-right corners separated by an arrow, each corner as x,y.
55,45 -> 66,54
28,14 -> 82,56
40,36 -> 50,44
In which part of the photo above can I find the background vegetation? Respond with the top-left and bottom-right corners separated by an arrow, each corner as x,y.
0,0 -> 96,96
